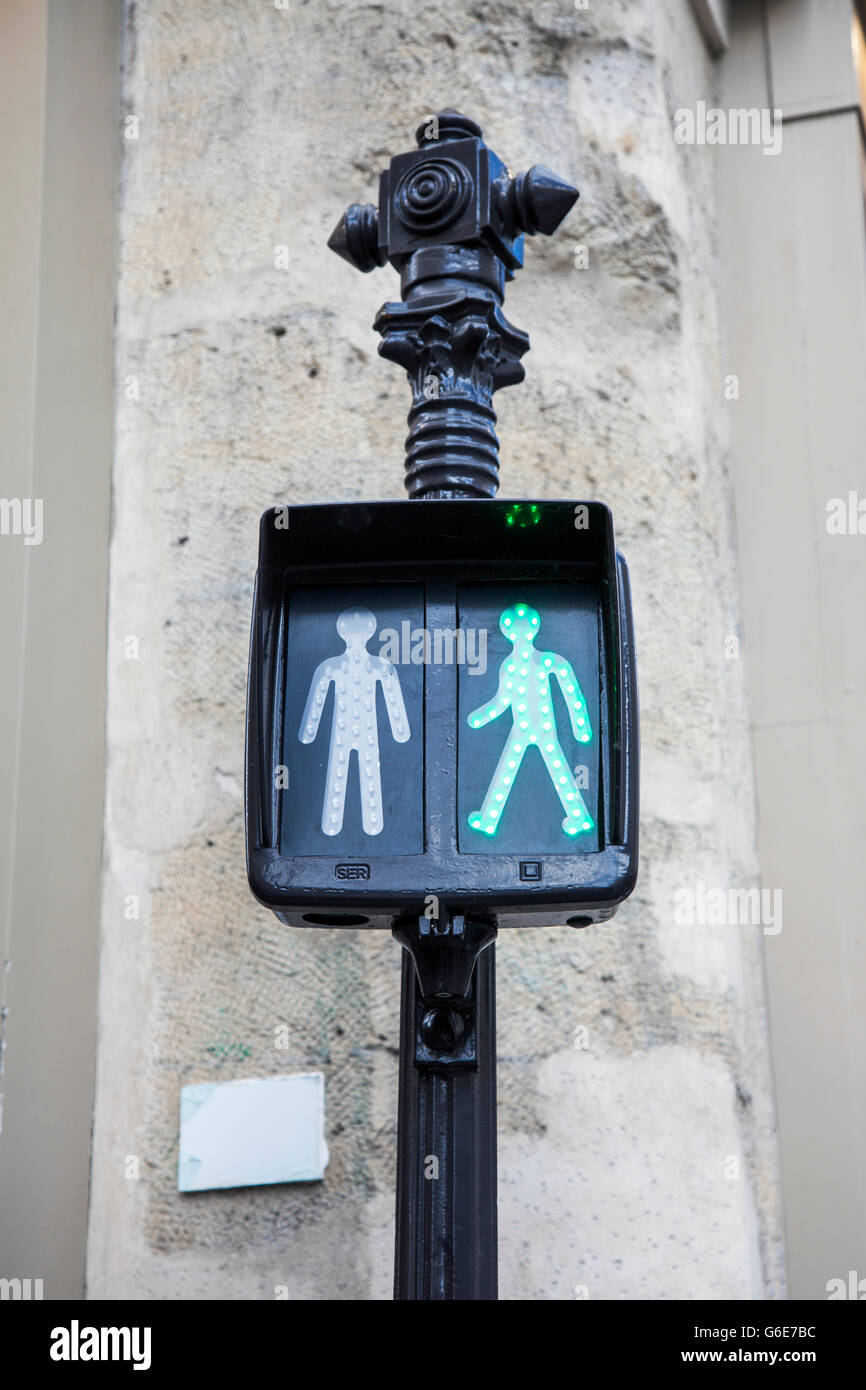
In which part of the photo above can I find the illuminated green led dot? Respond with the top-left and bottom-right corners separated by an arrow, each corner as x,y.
544,657 -> 552,667
559,776 -> 567,785
577,718 -> 585,727
582,821 -> 591,830
519,668 -> 528,677
469,816 -> 481,829
541,705 -> 550,714
545,743 -> 554,752
505,680 -> 513,689
579,734 -> 590,743
520,720 -> 529,730
503,776 -> 511,785
566,792 -> 575,801
485,826 -> 495,835
566,684 -> 575,693
575,700 -> 582,709
529,733 -> 537,742
507,664 -> 515,673
491,808 -> 499,817
506,516 -> 514,525
530,505 -> 538,513
559,668 -> 567,676
531,616 -> 538,625
517,686 -> 526,695
521,651 -> 529,660
517,607 -> 525,617
488,708 -> 496,717
495,793 -> 504,801
553,760 -> 561,768
517,703 -> 526,713
542,722 -> 552,731
564,825 -> 578,836
507,759 -> 516,769
504,617 -> 512,626
537,670 -> 546,680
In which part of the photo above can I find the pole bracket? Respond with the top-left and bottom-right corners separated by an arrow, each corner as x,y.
392,912 -> 497,1070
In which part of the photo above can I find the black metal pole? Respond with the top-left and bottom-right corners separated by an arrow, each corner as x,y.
328,109 -> 579,1300
393,936 -> 497,1300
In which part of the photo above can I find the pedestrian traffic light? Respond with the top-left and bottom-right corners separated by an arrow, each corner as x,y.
245,496 -> 638,929
246,108 -> 641,1301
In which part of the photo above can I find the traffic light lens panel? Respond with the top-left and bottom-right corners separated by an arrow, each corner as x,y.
458,584 -> 601,854
280,584 -> 424,857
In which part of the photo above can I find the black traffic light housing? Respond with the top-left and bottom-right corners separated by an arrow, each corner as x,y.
246,498 -> 638,930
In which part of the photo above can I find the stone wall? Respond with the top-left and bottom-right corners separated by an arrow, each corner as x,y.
87,0 -> 785,1299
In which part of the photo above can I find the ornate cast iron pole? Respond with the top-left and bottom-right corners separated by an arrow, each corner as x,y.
329,109 -> 578,1300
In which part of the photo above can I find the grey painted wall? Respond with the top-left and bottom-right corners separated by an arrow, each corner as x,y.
0,0 -> 120,1299
86,0 -> 785,1299
719,0 -> 866,1300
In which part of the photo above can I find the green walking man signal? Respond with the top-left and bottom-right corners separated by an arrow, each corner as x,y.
466,603 -> 595,839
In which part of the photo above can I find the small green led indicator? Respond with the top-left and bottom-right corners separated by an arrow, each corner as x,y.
504,503 -> 542,529
466,603 -> 594,837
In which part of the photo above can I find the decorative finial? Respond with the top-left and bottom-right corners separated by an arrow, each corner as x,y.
328,110 -> 578,498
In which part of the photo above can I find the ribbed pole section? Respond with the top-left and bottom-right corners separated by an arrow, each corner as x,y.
404,395 -> 501,499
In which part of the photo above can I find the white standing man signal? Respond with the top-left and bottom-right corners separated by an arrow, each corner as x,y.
299,607 -> 410,836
